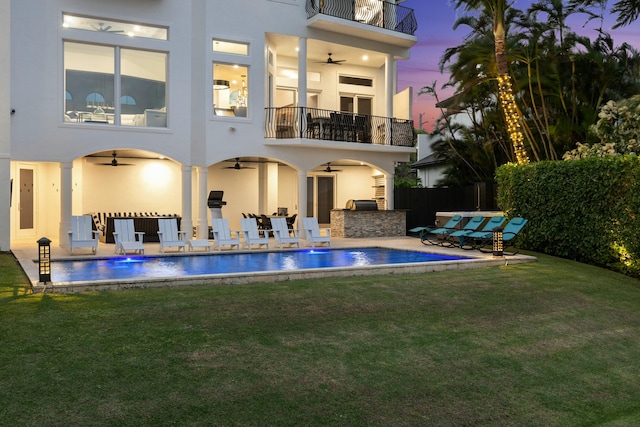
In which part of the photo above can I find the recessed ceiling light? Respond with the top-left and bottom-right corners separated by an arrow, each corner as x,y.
362,55 -> 369,61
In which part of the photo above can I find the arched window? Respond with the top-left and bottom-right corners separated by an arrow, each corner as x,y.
65,90 -> 73,100
120,95 -> 136,105
86,92 -> 105,106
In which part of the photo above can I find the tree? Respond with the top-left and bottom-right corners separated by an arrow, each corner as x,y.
570,0 -> 640,28
421,0 -> 640,186
452,0 -> 530,164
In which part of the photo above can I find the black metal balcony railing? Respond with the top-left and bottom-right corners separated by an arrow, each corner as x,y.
265,107 -> 415,147
306,0 -> 417,36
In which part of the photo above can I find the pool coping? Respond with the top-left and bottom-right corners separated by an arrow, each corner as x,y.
12,237 -> 537,293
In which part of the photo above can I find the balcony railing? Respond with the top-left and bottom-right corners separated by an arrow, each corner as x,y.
265,107 -> 415,147
306,0 -> 417,36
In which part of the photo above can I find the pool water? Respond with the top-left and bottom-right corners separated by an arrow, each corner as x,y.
49,248 -> 470,283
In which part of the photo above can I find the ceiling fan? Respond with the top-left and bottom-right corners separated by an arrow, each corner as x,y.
319,162 -> 342,172
225,157 -> 255,170
316,53 -> 346,65
92,22 -> 124,33
96,151 -> 133,167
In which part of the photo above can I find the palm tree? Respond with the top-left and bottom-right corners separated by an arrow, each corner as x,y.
452,0 -> 529,164
570,0 -> 640,28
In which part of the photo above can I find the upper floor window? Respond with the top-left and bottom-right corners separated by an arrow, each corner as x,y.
62,13 -> 168,40
213,39 -> 249,55
212,38 -> 250,118
63,14 -> 168,128
64,42 -> 167,127
213,63 -> 249,117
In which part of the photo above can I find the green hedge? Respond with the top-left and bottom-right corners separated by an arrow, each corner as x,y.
496,156 -> 640,276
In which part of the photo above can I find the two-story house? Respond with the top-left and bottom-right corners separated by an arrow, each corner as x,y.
0,0 -> 417,250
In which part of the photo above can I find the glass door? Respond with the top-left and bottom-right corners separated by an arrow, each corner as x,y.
306,175 -> 335,225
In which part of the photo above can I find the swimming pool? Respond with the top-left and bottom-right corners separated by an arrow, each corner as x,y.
48,247 -> 471,284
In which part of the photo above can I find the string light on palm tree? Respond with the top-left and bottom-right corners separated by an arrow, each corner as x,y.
497,74 -> 529,164
453,0 -> 529,164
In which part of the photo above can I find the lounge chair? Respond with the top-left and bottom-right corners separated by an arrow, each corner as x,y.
68,215 -> 101,254
464,217 -> 528,254
157,218 -> 187,253
211,218 -> 241,251
445,215 -> 487,247
454,216 -> 506,249
409,215 -> 463,245
271,217 -> 300,249
302,217 -> 331,247
240,217 -> 270,250
113,219 -> 145,255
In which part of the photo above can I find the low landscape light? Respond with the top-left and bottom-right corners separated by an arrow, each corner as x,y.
492,228 -> 504,257
37,237 -> 52,283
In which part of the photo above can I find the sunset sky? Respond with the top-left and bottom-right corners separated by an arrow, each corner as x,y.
397,0 -> 640,130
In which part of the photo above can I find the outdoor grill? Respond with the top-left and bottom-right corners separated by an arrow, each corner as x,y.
345,199 -> 378,211
207,191 -> 227,208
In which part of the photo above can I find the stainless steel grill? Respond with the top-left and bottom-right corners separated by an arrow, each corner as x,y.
345,199 -> 378,211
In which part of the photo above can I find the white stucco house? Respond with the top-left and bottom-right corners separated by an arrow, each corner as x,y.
0,0 -> 417,251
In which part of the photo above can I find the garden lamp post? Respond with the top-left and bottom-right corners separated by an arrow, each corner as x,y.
492,228 -> 503,257
37,237 -> 52,283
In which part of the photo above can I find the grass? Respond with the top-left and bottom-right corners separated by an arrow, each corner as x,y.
2,251 -> 640,426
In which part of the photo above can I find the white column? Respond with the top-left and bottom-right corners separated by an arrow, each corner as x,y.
195,166 -> 209,239
385,53 -> 394,145
298,37 -> 307,106
297,169 -> 307,238
298,37 -> 308,137
385,174 -> 394,210
181,165 -> 193,238
59,162 -> 73,247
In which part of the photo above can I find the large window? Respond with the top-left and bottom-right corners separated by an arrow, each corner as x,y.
62,14 -> 168,127
213,63 -> 249,117
64,43 -> 167,127
212,37 -> 250,118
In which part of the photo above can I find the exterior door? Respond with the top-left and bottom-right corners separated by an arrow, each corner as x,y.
340,95 -> 372,115
306,175 -> 335,224
18,166 -> 36,236
317,176 -> 334,224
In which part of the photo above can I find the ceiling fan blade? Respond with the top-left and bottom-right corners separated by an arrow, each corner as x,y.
95,151 -> 134,166
316,162 -> 342,172
224,158 -> 255,169
318,53 -> 346,65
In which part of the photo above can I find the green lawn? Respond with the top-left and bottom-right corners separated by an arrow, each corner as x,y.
2,251 -> 640,426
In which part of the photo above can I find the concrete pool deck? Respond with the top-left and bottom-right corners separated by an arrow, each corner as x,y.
11,236 -> 536,293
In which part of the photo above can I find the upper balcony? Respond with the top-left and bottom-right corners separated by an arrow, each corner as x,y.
265,107 -> 415,148
306,0 -> 417,48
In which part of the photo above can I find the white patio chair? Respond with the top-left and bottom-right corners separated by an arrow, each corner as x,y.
113,219 -> 145,255
302,217 -> 331,247
157,218 -> 187,253
271,217 -> 300,249
240,217 -> 270,250
68,215 -> 101,254
211,218 -> 241,251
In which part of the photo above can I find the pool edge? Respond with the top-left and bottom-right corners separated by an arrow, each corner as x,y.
31,255 -> 536,294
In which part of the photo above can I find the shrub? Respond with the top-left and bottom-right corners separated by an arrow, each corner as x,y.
496,157 -> 640,276
564,95 -> 640,159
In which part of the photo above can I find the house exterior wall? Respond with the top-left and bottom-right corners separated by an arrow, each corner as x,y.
0,0 -> 10,251
6,0 -> 417,247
